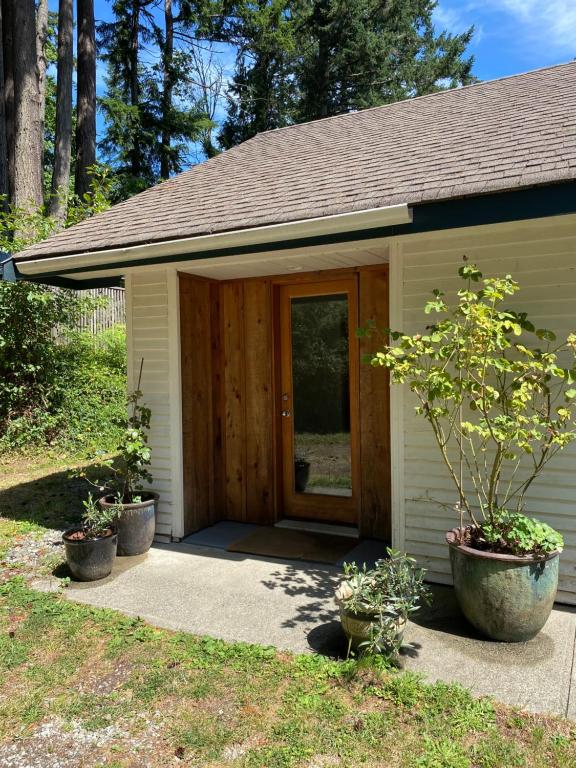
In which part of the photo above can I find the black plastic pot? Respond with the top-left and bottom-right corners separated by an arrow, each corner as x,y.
63,527 -> 117,581
99,493 -> 159,556
294,461 -> 310,493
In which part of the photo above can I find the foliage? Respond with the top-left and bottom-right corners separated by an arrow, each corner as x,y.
219,0 -> 475,147
294,0 -> 475,122
218,0 -> 296,149
0,166 -> 114,253
87,380 -> 153,503
364,262 -> 576,555
80,493 -> 119,539
336,548 -> 431,656
0,168 -> 124,456
0,324 -> 127,456
98,0 -> 215,199
0,284 -> 95,431
51,326 -> 128,454
481,510 -> 563,557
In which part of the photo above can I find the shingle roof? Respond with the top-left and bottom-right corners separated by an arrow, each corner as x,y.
19,61 -> 576,262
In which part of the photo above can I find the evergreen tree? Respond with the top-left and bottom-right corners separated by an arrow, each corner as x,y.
99,0 -> 213,198
76,0 -> 97,198
49,0 -> 74,222
219,0 -> 296,149
220,0 -> 474,146
98,0 -> 157,196
295,0 -> 474,122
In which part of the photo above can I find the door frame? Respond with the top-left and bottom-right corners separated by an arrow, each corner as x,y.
275,275 -> 361,525
179,264 -> 391,540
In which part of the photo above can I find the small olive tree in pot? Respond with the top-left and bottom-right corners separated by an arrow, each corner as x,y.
365,263 -> 576,641
89,382 -> 158,556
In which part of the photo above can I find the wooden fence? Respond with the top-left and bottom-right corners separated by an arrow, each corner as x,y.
78,287 -> 126,333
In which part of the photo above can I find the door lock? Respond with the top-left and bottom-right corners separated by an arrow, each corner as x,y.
281,410 -> 291,417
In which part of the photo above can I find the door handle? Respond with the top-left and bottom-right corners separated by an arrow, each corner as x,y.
281,410 -> 291,417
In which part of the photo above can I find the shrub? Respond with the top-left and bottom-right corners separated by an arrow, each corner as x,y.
0,324 -> 127,456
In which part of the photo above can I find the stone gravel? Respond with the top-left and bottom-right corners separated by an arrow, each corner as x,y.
1,527 -> 64,574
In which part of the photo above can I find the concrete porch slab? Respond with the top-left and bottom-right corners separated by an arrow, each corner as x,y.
37,541 -> 576,719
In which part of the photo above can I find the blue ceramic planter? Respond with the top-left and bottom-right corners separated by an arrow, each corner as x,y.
446,528 -> 560,642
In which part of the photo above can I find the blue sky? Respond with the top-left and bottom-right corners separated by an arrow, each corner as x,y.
432,0 -> 576,80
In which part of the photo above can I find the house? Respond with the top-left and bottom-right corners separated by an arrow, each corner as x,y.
4,62 -> 576,601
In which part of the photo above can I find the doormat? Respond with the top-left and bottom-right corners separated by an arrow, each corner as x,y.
227,527 -> 354,564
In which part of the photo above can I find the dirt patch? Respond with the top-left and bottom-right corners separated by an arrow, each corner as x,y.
77,660 -> 134,697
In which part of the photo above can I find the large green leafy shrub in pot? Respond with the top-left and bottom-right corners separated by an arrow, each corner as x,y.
364,262 -> 576,641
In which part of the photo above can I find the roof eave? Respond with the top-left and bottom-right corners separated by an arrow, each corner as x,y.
15,203 -> 412,279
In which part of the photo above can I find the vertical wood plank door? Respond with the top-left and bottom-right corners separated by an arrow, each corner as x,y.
279,278 -> 360,524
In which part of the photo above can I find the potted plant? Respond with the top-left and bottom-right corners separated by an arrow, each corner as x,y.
63,494 -> 119,581
294,455 -> 311,492
335,548 -> 431,657
90,379 -> 158,556
366,262 -> 575,641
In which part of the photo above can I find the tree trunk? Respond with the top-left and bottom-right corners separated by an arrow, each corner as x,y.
36,0 -> 49,198
129,0 -> 141,178
49,0 -> 74,222
2,0 -> 15,203
160,0 -> 173,180
0,2 -> 9,209
75,0 -> 96,198
13,0 -> 43,209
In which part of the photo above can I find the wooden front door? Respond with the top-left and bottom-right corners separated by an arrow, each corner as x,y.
278,278 -> 360,525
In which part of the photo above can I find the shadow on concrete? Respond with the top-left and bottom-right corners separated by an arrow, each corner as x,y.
307,620 -> 348,658
260,562 -> 339,629
54,550 -> 149,587
407,584 -> 486,642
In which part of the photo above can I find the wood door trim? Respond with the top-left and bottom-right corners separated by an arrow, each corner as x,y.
278,277 -> 360,524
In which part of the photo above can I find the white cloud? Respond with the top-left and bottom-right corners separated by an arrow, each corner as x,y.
478,0 -> 576,54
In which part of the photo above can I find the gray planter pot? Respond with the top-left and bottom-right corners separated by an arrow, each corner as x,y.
446,528 -> 560,642
63,527 -> 117,581
99,493 -> 159,556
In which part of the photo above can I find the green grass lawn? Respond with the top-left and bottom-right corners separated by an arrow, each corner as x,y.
0,577 -> 575,767
1,455 -> 576,766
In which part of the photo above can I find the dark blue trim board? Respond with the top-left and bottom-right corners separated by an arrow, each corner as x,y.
1,253 -> 124,289
5,182 -> 576,287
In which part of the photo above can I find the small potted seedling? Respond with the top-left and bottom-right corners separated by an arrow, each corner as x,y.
335,548 -> 430,657
63,494 -> 119,581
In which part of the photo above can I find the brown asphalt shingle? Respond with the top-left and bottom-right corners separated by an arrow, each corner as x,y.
18,61 -> 576,261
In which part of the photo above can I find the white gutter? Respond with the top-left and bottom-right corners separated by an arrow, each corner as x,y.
17,203 -> 412,276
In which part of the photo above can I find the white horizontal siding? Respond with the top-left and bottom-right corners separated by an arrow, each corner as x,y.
397,214 -> 576,604
126,269 -> 182,538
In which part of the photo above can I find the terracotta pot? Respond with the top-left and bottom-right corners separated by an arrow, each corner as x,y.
63,527 -> 117,581
99,493 -> 159,556
446,527 -> 560,642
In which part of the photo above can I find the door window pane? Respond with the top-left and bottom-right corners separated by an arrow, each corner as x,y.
291,293 -> 352,497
